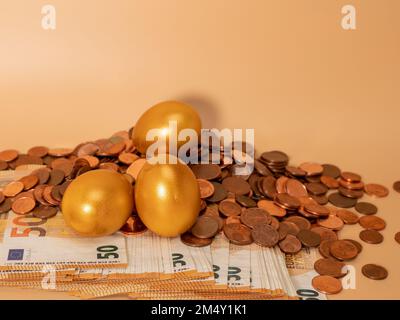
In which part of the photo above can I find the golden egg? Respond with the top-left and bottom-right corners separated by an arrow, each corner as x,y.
132,100 -> 202,155
135,155 -> 200,237
61,169 -> 134,237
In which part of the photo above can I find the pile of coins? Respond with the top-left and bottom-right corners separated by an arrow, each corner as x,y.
0,133 -> 398,295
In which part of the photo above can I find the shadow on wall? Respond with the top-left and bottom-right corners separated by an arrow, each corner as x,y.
177,95 -> 220,129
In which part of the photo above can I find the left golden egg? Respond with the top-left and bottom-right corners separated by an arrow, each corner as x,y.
61,169 -> 134,237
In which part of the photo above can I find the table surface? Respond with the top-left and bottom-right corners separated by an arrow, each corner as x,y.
1,0 -> 400,299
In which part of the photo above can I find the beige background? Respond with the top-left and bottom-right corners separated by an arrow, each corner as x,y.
0,0 -> 399,299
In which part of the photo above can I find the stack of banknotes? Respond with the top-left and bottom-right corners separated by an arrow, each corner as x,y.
0,167 -> 326,300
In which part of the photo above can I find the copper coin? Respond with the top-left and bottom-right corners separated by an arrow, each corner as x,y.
76,143 -> 100,157
395,232 -> 400,244
0,191 -> 4,205
310,226 -> 338,242
48,148 -> 73,157
329,240 -> 358,260
306,182 -> 328,196
286,179 -> 308,198
33,185 -> 48,206
14,190 -> 35,201
297,196 -> 318,207
297,229 -> 321,247
362,264 -> 388,280
226,216 -> 241,225
197,179 -> 215,199
191,216 -> 219,239
0,160 -> 8,170
102,141 -> 126,156
355,202 -> 377,215
338,179 -> 364,190
320,176 -> 339,189
314,258 -> 346,278
51,158 -> 74,175
261,151 -> 289,164
27,146 -> 49,158
254,159 -> 273,176
359,215 -> 386,231
223,223 -> 253,245
275,176 -> 288,193
80,156 -> 100,169
319,240 -> 335,258
299,162 -> 323,176
364,183 -> 389,198
274,193 -> 300,210
19,175 -> 39,191
99,162 -> 119,172
260,176 -> 277,199
181,232 -> 212,247
235,195 -> 256,208
251,224 -> 279,247
32,205 -> 58,219
120,215 -> 147,235
322,164 -> 341,179
359,229 -> 383,244
334,209 -> 359,224
328,192 -> 357,208
340,171 -> 361,183
48,169 -> 65,186
317,215 -> 344,231
51,185 -> 64,202
222,177 -> 251,196
118,153 -> 139,165
312,275 -> 342,294
279,221 -> 300,237
285,166 -> 306,177
14,155 -> 43,167
393,181 -> 400,194
257,200 -> 286,217
3,181 -> 24,197
11,196 -> 36,215
43,186 -> 59,206
270,216 -> 280,230
285,216 -> 311,230
278,234 -> 302,254
311,194 -> 329,205
207,182 -> 228,203
191,164 -> 221,181
240,208 -> 271,229
0,149 -> 19,162
343,239 -> 363,254
338,187 -> 363,199
126,158 -> 146,180
218,200 -> 242,217
32,167 -> 51,184
304,203 -> 330,217
0,198 -> 12,213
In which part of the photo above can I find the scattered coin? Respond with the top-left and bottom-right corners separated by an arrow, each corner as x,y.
222,177 -> 251,196
11,196 -> 36,215
3,181 -> 24,197
338,187 -> 364,199
355,202 -> 378,215
306,182 -> 328,196
197,179 -> 215,199
322,164 -> 341,179
299,162 -> 323,176
257,200 -> 286,217
0,191 -> 4,205
359,215 -> 386,231
32,205 -> 58,219
393,181 -> 400,194
395,232 -> 400,244
312,275 -> 343,295
359,229 -> 384,244
333,209 -> 359,224
364,183 -> 389,198
235,195 -> 256,208
319,240 -> 334,259
207,182 -> 228,203
0,160 -> 8,170
223,223 -> 253,245
278,234 -> 302,254
27,146 -> 49,158
274,193 -> 300,210
48,169 -> 65,186
251,224 -> 279,247
191,216 -> 219,239
0,149 -> 19,162
120,215 -> 147,235
19,175 -> 39,191
340,172 -> 361,183
328,192 -> 357,208
343,239 -> 363,254
304,203 -> 330,217
126,158 -> 146,179
285,216 -> 311,231
0,198 -> 12,214
317,215 -> 344,231
314,258 -> 346,278
218,200 -> 242,217
362,264 -> 388,280
240,208 -> 271,229
180,232 -> 212,247
320,176 -> 339,189
191,164 -> 221,181
310,226 -> 338,242
329,240 -> 358,260
297,229 -> 321,247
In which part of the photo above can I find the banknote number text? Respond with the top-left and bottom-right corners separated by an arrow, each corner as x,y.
97,245 -> 119,259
